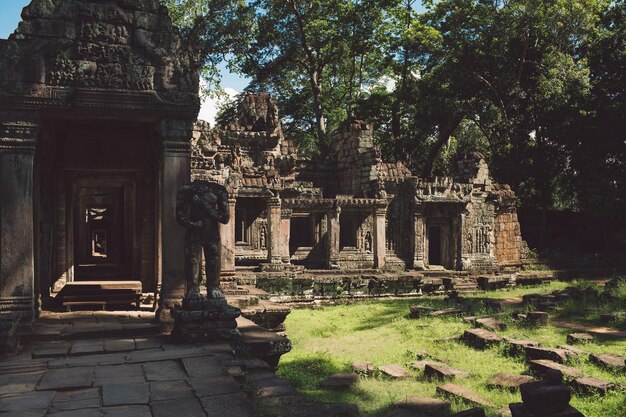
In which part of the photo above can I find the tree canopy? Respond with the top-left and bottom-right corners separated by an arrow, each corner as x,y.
164,0 -> 626,215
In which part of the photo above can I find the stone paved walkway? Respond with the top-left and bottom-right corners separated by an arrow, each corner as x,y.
0,312 -> 257,417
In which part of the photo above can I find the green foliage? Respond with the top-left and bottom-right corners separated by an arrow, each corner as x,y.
165,0 -> 625,215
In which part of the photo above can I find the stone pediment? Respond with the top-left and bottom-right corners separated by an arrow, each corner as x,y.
0,0 -> 200,118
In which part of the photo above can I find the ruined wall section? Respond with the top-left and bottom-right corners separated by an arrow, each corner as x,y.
491,185 -> 525,266
334,120 -> 381,197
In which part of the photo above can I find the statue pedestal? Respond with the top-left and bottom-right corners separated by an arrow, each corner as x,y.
171,298 -> 241,342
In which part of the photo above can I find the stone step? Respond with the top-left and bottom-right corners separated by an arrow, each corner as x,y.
232,317 -> 292,369
436,383 -> 492,408
226,295 -> 260,308
240,299 -> 291,331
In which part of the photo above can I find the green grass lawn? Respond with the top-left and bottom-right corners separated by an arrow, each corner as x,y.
276,282 -> 626,417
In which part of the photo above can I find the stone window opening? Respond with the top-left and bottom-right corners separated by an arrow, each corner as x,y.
340,213 -> 358,249
235,207 -> 250,244
290,216 -> 314,249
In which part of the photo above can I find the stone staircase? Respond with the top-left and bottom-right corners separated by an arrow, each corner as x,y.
222,282 -> 291,332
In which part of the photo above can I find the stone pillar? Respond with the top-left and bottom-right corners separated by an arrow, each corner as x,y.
220,196 -> 236,275
156,119 -> 192,324
413,203 -> 426,270
266,197 -> 282,264
280,208 -> 292,264
373,203 -> 387,269
327,205 -> 341,268
0,112 -> 38,325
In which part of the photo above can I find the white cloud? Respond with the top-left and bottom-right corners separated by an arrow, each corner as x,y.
198,87 -> 239,126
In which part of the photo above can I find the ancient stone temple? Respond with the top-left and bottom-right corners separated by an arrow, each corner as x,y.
0,0 -> 527,330
191,93 -> 527,275
0,0 -> 200,324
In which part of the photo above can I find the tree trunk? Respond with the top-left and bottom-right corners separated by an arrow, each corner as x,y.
310,69 -> 326,151
421,118 -> 461,178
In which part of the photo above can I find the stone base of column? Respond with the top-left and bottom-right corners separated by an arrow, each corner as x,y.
0,312 -> 21,355
0,297 -> 34,326
171,297 -> 241,343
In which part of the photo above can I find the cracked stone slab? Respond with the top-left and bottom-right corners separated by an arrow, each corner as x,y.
102,383 -> 150,406
199,393 -> 257,417
0,390 -> 55,412
181,356 -> 227,378
0,370 -> 44,396
37,367 -> 94,391
151,398 -> 206,417
103,405 -> 152,417
143,360 -> 187,381
149,380 -> 194,401
48,409 -> 102,417
51,388 -> 101,412
188,375 -> 241,397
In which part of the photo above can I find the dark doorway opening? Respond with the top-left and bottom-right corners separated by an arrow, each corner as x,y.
290,216 -> 313,250
74,181 -> 136,280
428,226 -> 442,265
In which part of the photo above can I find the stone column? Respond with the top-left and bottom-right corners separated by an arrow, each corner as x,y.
220,196 -> 237,275
373,203 -> 387,269
0,112 -> 38,325
156,119 -> 192,324
413,203 -> 426,270
266,197 -> 282,264
280,208 -> 292,264
327,205 -> 341,268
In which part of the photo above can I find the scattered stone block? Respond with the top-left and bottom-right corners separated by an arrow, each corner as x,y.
528,360 -> 584,380
379,364 -> 410,379
424,363 -> 470,381
566,333 -> 593,344
524,346 -> 573,364
320,372 -> 358,389
589,353 -> 626,371
487,373 -> 535,391
475,317 -> 506,331
431,308 -> 463,317
394,396 -> 451,416
436,383 -> 492,407
409,360 -> 446,371
463,328 -> 502,349
503,338 -> 540,356
409,305 -> 434,317
526,311 -> 548,326
557,345 -> 585,357
463,316 -> 477,324
572,376 -> 617,396
509,403 -> 584,417
452,408 -> 486,417
352,361 -> 374,374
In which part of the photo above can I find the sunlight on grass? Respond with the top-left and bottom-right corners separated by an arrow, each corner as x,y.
277,282 -> 626,417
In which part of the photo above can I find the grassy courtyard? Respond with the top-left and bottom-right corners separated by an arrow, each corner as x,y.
276,281 -> 626,417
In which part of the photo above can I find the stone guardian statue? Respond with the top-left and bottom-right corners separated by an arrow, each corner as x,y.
176,180 -> 230,301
